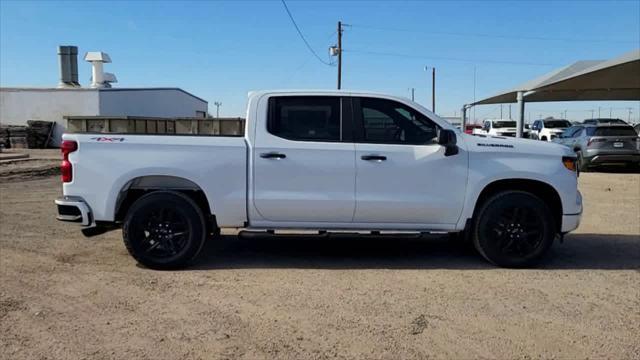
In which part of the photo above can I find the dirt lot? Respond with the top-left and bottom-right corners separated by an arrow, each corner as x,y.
1,172 -> 639,359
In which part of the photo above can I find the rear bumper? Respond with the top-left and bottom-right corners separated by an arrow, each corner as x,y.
55,197 -> 93,226
590,154 -> 640,164
584,150 -> 640,165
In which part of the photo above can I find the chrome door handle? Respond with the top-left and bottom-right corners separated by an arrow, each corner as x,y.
361,154 -> 387,161
260,152 -> 286,159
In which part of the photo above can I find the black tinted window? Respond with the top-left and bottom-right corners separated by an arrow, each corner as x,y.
586,127 -> 637,136
561,126 -> 583,137
268,96 -> 341,141
494,121 -> 516,128
544,120 -> 571,128
359,98 -> 438,144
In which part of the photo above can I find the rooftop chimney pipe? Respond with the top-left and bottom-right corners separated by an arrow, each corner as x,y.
57,46 -> 71,88
57,45 -> 80,88
69,46 -> 79,86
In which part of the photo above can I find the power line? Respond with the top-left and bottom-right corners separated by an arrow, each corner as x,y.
350,24 -> 638,44
343,49 -> 557,66
280,0 -> 334,66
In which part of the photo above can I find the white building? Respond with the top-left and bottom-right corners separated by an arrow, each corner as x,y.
0,46 -> 208,147
0,87 -> 208,146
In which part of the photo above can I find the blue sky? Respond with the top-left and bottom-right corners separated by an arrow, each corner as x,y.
1,0 -> 639,122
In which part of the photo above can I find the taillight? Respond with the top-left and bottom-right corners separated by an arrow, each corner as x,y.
61,140 -> 77,183
587,138 -> 605,147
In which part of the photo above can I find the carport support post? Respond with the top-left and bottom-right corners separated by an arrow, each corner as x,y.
516,91 -> 525,138
461,105 -> 467,129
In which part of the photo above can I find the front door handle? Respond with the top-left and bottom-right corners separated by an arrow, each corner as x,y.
260,152 -> 286,159
361,154 -> 387,161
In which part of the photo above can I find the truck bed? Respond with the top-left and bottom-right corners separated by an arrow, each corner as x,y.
62,133 -> 248,226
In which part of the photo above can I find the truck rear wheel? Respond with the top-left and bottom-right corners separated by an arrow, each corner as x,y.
473,191 -> 555,268
123,191 -> 206,270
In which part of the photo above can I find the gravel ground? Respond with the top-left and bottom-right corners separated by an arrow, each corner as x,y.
0,150 -> 59,183
1,173 -> 639,359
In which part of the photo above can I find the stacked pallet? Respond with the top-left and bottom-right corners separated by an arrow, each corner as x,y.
0,126 -> 8,149
0,125 -> 27,149
26,121 -> 55,148
0,121 -> 55,149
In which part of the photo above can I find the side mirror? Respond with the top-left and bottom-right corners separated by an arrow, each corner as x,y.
438,129 -> 458,156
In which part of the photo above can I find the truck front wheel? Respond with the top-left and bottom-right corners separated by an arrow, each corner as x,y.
473,191 -> 555,268
123,191 -> 207,270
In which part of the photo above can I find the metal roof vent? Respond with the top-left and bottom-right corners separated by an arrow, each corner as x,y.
84,51 -> 116,88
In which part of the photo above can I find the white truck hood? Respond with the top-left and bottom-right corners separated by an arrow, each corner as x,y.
460,132 -> 572,157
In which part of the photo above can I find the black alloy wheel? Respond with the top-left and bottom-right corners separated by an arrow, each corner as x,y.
123,191 -> 206,270
473,191 -> 555,268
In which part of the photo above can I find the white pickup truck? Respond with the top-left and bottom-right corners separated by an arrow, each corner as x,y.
56,90 -> 582,269
474,119 -> 531,138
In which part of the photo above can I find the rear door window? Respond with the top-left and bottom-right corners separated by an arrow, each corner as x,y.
268,96 -> 342,142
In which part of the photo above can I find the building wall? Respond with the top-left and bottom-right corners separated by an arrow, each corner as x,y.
1,87 -> 208,147
99,89 -> 208,118
0,88 -> 100,146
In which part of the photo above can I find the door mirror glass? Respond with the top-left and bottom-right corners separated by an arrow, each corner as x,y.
437,129 -> 458,156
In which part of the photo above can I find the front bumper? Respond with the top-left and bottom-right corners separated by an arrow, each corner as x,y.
561,191 -> 582,233
55,196 -> 93,226
561,213 -> 582,233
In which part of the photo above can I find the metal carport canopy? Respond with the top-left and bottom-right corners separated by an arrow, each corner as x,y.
464,49 -> 640,136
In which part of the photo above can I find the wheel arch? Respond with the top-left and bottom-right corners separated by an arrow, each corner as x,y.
472,178 -> 563,233
114,175 -> 215,226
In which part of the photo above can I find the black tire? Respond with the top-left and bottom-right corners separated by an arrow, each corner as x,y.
473,191 -> 555,268
577,151 -> 590,172
123,191 -> 207,270
540,136 -> 547,141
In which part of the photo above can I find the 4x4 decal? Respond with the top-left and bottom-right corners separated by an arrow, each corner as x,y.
90,137 -> 125,142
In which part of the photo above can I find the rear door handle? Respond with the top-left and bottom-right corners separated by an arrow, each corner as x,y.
260,152 -> 286,159
361,154 -> 387,161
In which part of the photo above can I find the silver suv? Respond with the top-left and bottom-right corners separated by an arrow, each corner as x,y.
565,124 -> 639,171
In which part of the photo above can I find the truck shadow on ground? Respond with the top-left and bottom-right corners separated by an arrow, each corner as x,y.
192,233 -> 640,270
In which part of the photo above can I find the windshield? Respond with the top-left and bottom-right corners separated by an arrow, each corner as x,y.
586,127 -> 637,137
493,121 -> 516,128
544,120 -> 571,128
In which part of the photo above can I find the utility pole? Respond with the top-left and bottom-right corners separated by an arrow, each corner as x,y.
424,66 -> 436,112
609,107 -> 612,118
627,107 -> 633,122
214,101 -> 222,118
432,67 -> 435,113
598,106 -> 601,118
590,109 -> 595,118
500,104 -> 503,119
410,88 -> 415,101
337,21 -> 343,90
509,104 -> 512,119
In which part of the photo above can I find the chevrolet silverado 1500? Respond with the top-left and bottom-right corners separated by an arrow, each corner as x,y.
55,90 -> 582,269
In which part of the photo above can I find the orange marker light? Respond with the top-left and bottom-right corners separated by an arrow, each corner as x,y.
562,156 -> 577,172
